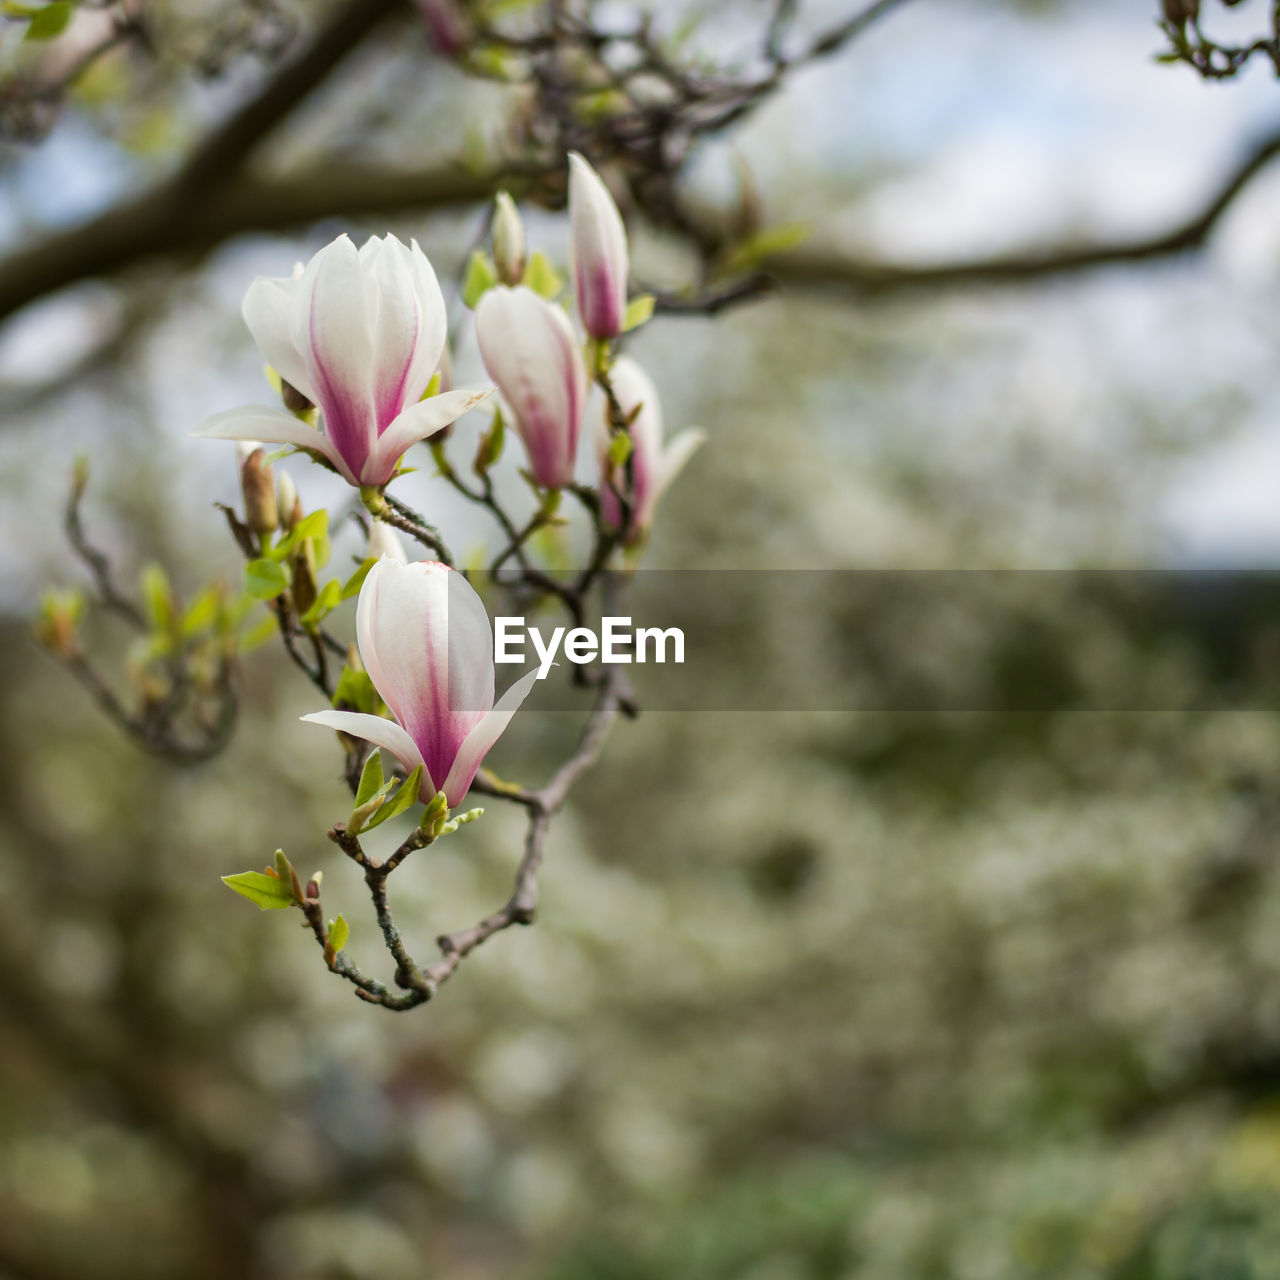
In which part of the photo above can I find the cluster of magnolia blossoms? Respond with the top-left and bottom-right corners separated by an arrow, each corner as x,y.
195,154 -> 703,818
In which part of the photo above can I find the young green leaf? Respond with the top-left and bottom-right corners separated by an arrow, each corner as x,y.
354,749 -> 385,808
461,249 -> 498,309
24,1 -> 72,41
140,564 -> 175,632
270,508 -> 328,561
332,666 -> 377,714
181,584 -> 223,636
244,557 -> 289,600
222,870 -> 296,910
300,578 -> 341,628
622,294 -> 656,332
364,764 -> 424,831
341,558 -> 375,601
328,914 -> 349,955
473,407 -> 505,475
522,251 -> 563,300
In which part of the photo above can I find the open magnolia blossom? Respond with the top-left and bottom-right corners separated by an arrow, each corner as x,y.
302,559 -> 539,809
474,284 -> 587,489
194,233 -> 490,488
568,152 -> 629,340
599,356 -> 705,543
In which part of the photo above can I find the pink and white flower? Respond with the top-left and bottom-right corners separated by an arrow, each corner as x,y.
599,356 -> 705,543
474,285 -> 587,490
302,559 -> 538,808
568,153 -> 629,340
195,234 -> 490,488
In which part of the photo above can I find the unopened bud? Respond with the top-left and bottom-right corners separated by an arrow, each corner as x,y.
277,471 -> 301,533
34,589 -> 83,657
492,191 -> 526,286
292,542 -> 318,617
367,521 -> 408,564
241,448 -> 278,537
280,379 -> 313,415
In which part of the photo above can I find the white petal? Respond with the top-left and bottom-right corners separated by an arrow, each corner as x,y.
300,710 -> 432,795
355,560 -> 495,790
242,274 -> 313,402
362,235 -> 428,427
440,667 -> 540,806
191,406 -> 354,483
294,234 -> 376,471
658,427 -> 707,497
362,387 -> 493,486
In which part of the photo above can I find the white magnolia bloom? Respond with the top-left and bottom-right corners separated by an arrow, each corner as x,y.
195,234 -> 490,487
569,152 -> 629,340
599,356 -> 705,543
302,560 -> 538,807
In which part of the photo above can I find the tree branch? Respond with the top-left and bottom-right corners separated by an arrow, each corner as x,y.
765,125 -> 1280,296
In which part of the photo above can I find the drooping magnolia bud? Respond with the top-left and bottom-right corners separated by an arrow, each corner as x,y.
474,285 -> 587,490
568,152 -> 629,340
241,447 -> 279,537
367,521 -> 408,564
492,191 -> 526,286
302,560 -> 539,807
277,470 -> 301,532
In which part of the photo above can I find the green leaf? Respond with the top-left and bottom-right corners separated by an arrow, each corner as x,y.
270,508 -> 327,561
328,913 -> 349,955
354,750 -> 385,808
24,1 -> 72,41
140,563 -> 175,632
420,372 -> 442,400
364,764 -> 424,831
438,807 -> 484,837
333,666 -> 377,713
341,558 -> 375,601
461,249 -> 497,309
300,578 -> 341,628
181,584 -> 222,636
420,790 -> 450,836
244,557 -> 289,600
522,251 -> 563,300
608,432 -> 632,468
720,222 -> 811,275
622,294 -> 655,332
222,870 -> 295,910
347,774 -> 398,835
473,406 -> 505,475
240,610 -> 278,651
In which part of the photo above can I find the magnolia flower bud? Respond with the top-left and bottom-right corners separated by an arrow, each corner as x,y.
292,541 -> 318,617
569,153 -> 629,340
195,233 -> 491,488
474,285 -> 587,490
492,191 -> 526,286
599,356 -> 706,544
277,471 -> 301,533
367,521 -> 408,564
241,447 -> 279,537
302,560 -> 539,807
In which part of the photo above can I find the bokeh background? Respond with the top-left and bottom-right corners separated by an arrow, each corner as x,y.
7,1 -> 1280,1277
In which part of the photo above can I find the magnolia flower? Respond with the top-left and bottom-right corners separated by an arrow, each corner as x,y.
195,234 -> 490,488
569,152 -> 628,340
366,521 -> 407,564
599,356 -> 705,544
302,560 -> 538,808
474,285 -> 587,489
